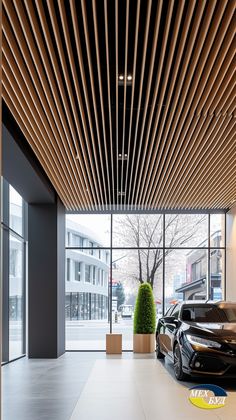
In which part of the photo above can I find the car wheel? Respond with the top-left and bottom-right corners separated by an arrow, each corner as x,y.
173,343 -> 188,380
156,335 -> 165,359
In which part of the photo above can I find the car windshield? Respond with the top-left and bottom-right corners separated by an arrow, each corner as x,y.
181,305 -> 236,323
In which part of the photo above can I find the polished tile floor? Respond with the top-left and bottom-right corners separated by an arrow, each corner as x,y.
3,352 -> 236,420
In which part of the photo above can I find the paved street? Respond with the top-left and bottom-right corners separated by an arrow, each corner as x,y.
9,318 -> 134,352
66,318 -> 133,350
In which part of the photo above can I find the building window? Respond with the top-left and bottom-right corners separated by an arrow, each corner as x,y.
101,270 -> 104,286
9,185 -> 23,237
192,260 -> 201,281
88,241 -> 94,255
66,258 -> 70,281
85,264 -> 90,282
92,266 -> 96,284
99,249 -> 101,259
97,269 -> 100,285
72,234 -> 83,247
74,261 -> 81,281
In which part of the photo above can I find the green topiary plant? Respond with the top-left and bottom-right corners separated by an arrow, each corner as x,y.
133,283 -> 156,334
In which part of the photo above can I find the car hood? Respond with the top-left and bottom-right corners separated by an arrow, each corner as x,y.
183,322 -> 236,340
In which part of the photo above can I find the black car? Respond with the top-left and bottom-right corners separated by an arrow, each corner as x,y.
156,301 -> 236,380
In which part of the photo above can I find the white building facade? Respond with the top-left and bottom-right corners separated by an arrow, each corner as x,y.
66,220 -> 109,320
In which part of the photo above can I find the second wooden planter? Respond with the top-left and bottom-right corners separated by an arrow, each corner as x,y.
133,333 -> 155,353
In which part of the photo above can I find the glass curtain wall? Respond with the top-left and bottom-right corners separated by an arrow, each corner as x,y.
1,181 -> 26,363
65,212 -> 226,351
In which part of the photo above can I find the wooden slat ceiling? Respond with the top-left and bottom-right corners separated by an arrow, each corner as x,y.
2,0 -> 236,211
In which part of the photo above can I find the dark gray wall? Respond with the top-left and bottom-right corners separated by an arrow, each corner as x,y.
3,107 -> 66,359
2,124 -> 55,204
28,198 -> 65,358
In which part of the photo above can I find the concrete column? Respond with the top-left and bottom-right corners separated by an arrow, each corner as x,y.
28,198 -> 65,358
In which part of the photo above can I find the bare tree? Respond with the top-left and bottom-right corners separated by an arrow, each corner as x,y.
114,214 -> 207,289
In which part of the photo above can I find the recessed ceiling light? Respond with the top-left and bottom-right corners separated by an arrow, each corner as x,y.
127,74 -> 132,81
119,75 -> 124,80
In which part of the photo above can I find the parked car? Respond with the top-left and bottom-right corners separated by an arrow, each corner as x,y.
156,301 -> 236,380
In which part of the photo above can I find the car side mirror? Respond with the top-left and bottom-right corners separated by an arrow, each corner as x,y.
164,316 -> 178,326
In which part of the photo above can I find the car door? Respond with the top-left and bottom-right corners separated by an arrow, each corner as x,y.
159,305 -> 177,356
163,304 -> 180,358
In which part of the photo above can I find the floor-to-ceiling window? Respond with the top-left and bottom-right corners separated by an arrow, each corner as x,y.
1,180 -> 26,363
65,212 -> 226,351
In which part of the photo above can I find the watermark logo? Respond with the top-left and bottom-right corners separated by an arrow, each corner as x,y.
189,384 -> 227,409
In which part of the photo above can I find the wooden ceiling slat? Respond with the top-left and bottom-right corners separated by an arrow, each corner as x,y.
182,132 -> 236,208
120,0 -> 129,206
115,0 -> 119,208
140,0 -> 209,207
2,52 -> 78,208
173,118 -> 236,207
127,0 -> 152,207
189,160 -> 236,209
35,0 -> 99,208
12,0 -> 91,208
163,115 -> 234,207
2,40 -> 79,208
2,72 -> 73,207
91,0 -> 111,208
2,0 -> 235,211
2,84 -> 75,209
71,0 -> 109,210
59,0 -> 107,209
135,0 -> 184,207
199,46 -> 235,114
146,0 -> 230,208
132,0 -> 164,207
104,0 -> 115,207
124,0 -> 140,209
3,3 -> 88,208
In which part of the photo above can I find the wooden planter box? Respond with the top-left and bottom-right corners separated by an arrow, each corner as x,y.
133,333 -> 155,353
106,334 -> 122,354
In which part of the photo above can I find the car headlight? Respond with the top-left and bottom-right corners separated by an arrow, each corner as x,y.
186,335 -> 221,349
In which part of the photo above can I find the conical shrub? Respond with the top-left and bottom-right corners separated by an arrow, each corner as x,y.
133,283 -> 156,334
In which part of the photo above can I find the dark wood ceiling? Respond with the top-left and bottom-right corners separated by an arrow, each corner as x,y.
2,0 -> 236,211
